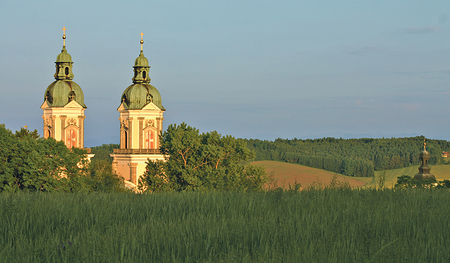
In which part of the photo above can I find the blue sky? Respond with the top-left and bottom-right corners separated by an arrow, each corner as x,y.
1,1 -> 449,146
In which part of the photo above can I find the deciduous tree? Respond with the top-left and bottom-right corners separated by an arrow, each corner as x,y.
0,125 -> 89,192
139,123 -> 268,192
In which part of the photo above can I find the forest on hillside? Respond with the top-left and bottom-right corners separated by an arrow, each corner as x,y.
245,136 -> 450,177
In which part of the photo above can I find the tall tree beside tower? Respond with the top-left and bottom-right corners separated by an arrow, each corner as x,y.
139,123 -> 268,192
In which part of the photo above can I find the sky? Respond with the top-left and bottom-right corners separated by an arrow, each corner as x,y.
1,1 -> 450,147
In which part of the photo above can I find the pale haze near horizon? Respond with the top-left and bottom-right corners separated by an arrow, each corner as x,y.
1,1 -> 449,147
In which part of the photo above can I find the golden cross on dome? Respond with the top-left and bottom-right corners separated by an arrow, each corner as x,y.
140,32 -> 144,51
62,26 -> 67,46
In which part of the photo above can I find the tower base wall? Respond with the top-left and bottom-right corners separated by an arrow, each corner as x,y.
110,152 -> 165,188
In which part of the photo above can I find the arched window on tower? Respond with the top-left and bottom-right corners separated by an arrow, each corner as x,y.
65,67 -> 69,76
142,71 -> 146,80
144,127 -> 156,149
68,91 -> 76,102
66,128 -> 77,148
146,93 -> 153,104
124,131 -> 128,149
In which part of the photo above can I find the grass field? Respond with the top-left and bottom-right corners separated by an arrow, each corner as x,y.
252,160 -> 367,189
2,191 -> 450,262
254,160 -> 450,189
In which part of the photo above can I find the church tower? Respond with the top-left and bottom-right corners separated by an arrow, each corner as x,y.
414,139 -> 436,181
111,33 -> 165,188
41,27 -> 87,149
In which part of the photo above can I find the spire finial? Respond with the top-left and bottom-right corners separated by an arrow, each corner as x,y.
424,139 -> 427,151
140,32 -> 144,51
62,26 -> 67,47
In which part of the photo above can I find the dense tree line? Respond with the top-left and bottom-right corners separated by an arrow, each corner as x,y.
90,143 -> 119,163
246,136 -> 450,177
0,125 -> 125,192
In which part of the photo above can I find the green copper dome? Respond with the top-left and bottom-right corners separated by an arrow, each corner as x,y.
121,83 -> 164,110
420,150 -> 430,158
134,51 -> 149,67
44,80 -> 86,108
56,46 -> 73,63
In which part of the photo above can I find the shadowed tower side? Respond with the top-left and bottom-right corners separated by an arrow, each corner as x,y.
111,33 -> 166,188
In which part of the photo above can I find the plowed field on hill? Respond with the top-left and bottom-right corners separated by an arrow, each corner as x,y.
252,161 -> 367,189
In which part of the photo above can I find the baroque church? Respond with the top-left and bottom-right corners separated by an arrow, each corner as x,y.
41,28 -> 165,188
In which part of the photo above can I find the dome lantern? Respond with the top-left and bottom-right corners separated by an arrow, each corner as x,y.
54,26 -> 74,80
132,32 -> 151,84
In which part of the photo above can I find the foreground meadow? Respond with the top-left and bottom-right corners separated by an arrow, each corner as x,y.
1,190 -> 450,262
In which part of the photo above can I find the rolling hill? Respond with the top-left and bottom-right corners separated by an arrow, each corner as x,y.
254,160 -> 450,189
252,160 -> 367,189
